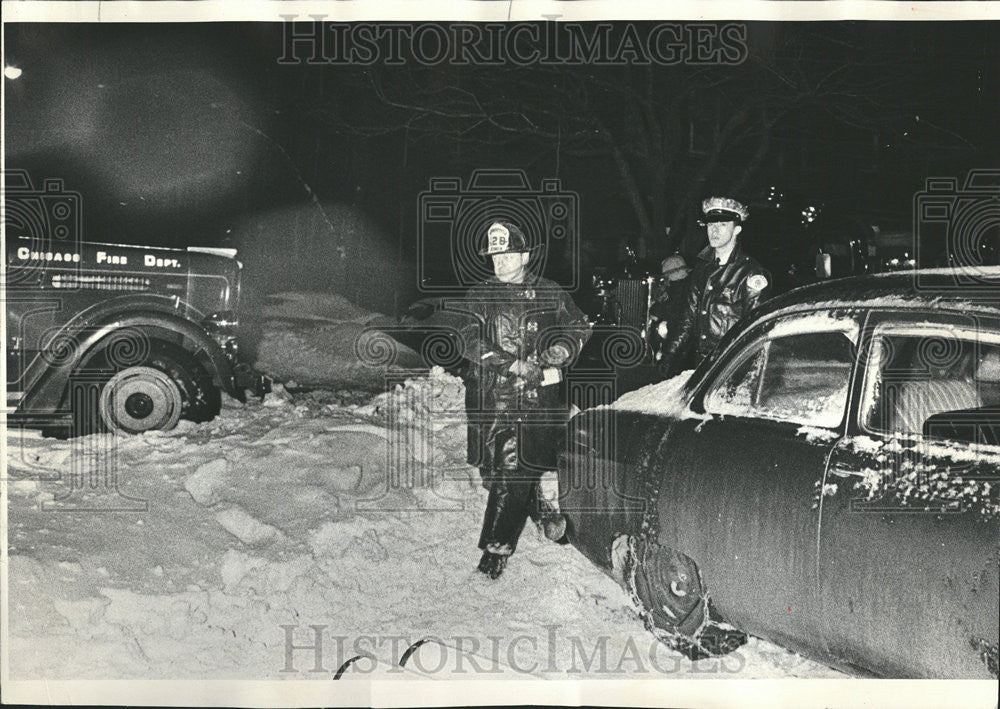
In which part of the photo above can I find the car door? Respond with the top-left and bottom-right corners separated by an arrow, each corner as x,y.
818,312 -> 1000,678
655,310 -> 860,656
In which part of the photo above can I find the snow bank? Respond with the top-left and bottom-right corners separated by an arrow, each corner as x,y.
353,366 -> 469,473
214,506 -> 285,546
6,367 -> 841,681
262,292 -> 381,324
184,458 -> 228,506
256,321 -> 417,388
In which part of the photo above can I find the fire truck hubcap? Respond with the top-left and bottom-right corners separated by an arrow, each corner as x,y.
99,366 -> 183,433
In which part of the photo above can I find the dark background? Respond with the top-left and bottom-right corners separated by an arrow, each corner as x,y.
4,21 -> 998,314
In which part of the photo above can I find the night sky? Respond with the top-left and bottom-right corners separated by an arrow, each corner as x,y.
4,21 -> 998,313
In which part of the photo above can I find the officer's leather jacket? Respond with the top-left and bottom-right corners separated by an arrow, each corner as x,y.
661,242 -> 770,374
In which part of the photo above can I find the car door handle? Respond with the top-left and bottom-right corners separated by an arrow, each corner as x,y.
827,461 -> 858,478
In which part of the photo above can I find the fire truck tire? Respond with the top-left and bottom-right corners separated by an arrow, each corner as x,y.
98,366 -> 183,434
77,340 -> 221,435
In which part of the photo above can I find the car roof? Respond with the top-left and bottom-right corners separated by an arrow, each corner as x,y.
756,268 -> 1000,321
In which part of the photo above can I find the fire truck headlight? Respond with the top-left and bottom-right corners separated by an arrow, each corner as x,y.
657,321 -> 669,339
203,311 -> 240,360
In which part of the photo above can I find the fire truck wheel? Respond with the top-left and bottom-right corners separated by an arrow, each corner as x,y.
98,366 -> 183,434
80,340 -> 221,435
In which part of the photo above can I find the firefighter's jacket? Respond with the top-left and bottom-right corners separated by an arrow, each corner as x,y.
458,275 -> 591,471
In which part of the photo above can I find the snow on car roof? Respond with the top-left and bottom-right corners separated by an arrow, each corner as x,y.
871,265 -> 1000,279
757,270 -> 1000,322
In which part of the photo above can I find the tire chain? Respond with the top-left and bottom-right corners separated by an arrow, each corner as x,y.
623,534 -> 713,660
622,431 -> 713,659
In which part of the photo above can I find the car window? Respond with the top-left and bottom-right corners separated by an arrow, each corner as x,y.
862,330 -> 1000,443
704,330 -> 854,428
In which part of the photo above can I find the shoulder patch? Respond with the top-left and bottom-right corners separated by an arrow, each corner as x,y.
747,274 -> 768,292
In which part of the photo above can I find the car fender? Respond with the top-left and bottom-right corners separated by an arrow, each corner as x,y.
17,303 -> 237,414
559,409 -> 676,571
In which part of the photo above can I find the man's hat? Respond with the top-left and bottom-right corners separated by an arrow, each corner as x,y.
660,253 -> 691,281
479,221 -> 538,257
701,196 -> 749,224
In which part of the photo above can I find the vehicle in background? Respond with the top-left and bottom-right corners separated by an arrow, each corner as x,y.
585,250 -> 663,357
868,228 -> 919,272
742,199 -> 874,293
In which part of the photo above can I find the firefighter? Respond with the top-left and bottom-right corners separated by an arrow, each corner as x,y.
660,196 -> 770,376
459,221 -> 591,579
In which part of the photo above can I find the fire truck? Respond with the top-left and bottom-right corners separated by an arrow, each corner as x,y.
5,175 -> 266,435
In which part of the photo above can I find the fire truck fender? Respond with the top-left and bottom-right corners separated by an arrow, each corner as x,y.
18,309 -> 240,414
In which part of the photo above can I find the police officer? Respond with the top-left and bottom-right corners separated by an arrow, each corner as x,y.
459,221 -> 591,579
660,196 -> 770,376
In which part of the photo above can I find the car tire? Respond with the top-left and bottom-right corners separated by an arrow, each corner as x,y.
73,339 -> 221,435
630,540 -> 748,659
632,540 -> 708,639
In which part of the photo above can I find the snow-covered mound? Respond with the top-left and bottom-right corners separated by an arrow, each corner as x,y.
262,292 -> 381,324
253,291 -> 424,388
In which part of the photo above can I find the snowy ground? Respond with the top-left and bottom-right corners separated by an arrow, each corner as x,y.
3,292 -> 845,680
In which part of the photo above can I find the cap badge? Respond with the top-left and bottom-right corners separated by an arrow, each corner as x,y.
487,223 -> 511,255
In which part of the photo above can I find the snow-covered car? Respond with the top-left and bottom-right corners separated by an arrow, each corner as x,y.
557,268 -> 1000,678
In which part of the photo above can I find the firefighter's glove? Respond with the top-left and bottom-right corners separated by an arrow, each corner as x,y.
540,343 -> 572,367
508,359 -> 542,389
